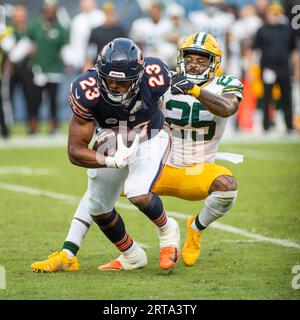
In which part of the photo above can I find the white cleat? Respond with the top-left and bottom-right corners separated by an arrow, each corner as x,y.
98,246 -> 147,271
157,217 -> 180,248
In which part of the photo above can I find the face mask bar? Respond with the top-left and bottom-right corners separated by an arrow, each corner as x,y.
177,48 -> 220,84
97,73 -> 142,106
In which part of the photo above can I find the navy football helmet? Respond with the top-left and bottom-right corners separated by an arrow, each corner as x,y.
95,38 -> 145,106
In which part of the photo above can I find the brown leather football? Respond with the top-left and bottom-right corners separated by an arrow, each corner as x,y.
92,126 -> 137,156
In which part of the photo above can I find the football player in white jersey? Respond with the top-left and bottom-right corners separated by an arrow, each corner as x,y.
156,32 -> 243,266
31,32 -> 243,271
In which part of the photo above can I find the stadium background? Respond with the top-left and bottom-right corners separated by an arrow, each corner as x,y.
4,0 -> 292,127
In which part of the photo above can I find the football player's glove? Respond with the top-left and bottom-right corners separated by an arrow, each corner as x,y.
171,74 -> 201,98
171,74 -> 194,95
105,133 -> 139,168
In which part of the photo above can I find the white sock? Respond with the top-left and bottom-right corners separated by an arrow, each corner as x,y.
64,218 -> 89,257
191,219 -> 200,232
158,218 -> 171,232
123,241 -> 139,256
62,249 -> 75,259
196,191 -> 237,230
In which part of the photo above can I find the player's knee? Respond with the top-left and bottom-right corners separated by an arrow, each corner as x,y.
206,190 -> 238,216
209,175 -> 237,193
88,194 -> 112,216
128,193 -> 152,210
91,210 -> 116,229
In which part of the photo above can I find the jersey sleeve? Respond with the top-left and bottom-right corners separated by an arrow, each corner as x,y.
220,75 -> 243,100
68,71 -> 98,121
144,57 -> 171,98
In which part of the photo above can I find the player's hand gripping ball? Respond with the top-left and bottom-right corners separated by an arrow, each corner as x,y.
93,122 -> 148,167
93,126 -> 137,156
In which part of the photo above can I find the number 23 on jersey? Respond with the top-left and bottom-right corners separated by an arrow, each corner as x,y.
145,64 -> 165,87
79,77 -> 100,101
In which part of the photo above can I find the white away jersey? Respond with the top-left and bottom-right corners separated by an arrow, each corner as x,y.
129,17 -> 173,58
161,75 -> 243,167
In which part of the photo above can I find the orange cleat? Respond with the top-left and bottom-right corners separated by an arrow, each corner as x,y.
157,217 -> 180,271
98,246 -> 147,271
159,246 -> 180,270
98,259 -> 123,271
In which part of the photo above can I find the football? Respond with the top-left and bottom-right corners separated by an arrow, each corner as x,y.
92,126 -> 137,156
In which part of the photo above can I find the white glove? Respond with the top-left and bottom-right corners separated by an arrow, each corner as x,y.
105,134 -> 139,168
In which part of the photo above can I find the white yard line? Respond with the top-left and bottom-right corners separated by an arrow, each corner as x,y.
0,167 -> 58,175
222,239 -> 262,243
0,134 -> 299,150
0,182 -> 78,204
1,182 -> 300,250
0,135 -> 67,149
163,210 -> 300,250
222,149 -> 300,162
0,182 -> 152,249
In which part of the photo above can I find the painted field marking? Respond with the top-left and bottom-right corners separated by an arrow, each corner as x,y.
0,167 -> 58,175
225,149 -> 300,162
0,182 -> 299,250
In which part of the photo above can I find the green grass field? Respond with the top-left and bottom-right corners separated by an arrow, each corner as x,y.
0,140 -> 300,300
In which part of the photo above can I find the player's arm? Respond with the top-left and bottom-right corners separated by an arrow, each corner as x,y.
68,114 -> 107,168
171,75 -> 240,118
192,90 -> 239,118
68,74 -> 139,169
68,114 -> 139,169
68,75 -> 107,168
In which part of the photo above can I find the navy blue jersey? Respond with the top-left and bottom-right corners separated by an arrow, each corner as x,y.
69,57 -> 171,136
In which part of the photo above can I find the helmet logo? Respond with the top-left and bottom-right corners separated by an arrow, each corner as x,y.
137,49 -> 144,65
108,71 -> 126,78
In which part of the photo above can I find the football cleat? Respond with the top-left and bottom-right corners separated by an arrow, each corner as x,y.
157,217 -> 180,270
31,251 -> 79,273
182,216 -> 203,266
98,246 -> 147,271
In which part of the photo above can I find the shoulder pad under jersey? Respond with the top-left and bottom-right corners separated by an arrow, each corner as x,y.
218,74 -> 243,100
143,57 -> 171,97
69,69 -> 100,121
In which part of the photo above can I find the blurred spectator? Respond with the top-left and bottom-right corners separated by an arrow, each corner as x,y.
255,0 -> 269,21
162,2 -> 193,68
231,4 -> 263,74
230,4 -> 263,132
84,1 -> 126,70
252,2 -> 300,134
0,21 -> 13,139
10,0 -> 69,135
63,0 -> 105,73
188,0 -> 236,73
3,4 -> 35,136
129,2 -> 173,61
224,3 -> 239,20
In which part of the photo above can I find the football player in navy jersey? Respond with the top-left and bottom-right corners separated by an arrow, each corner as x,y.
31,38 -> 180,272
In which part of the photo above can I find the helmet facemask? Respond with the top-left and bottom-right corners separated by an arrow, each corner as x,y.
176,48 -> 221,85
98,72 -> 143,106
